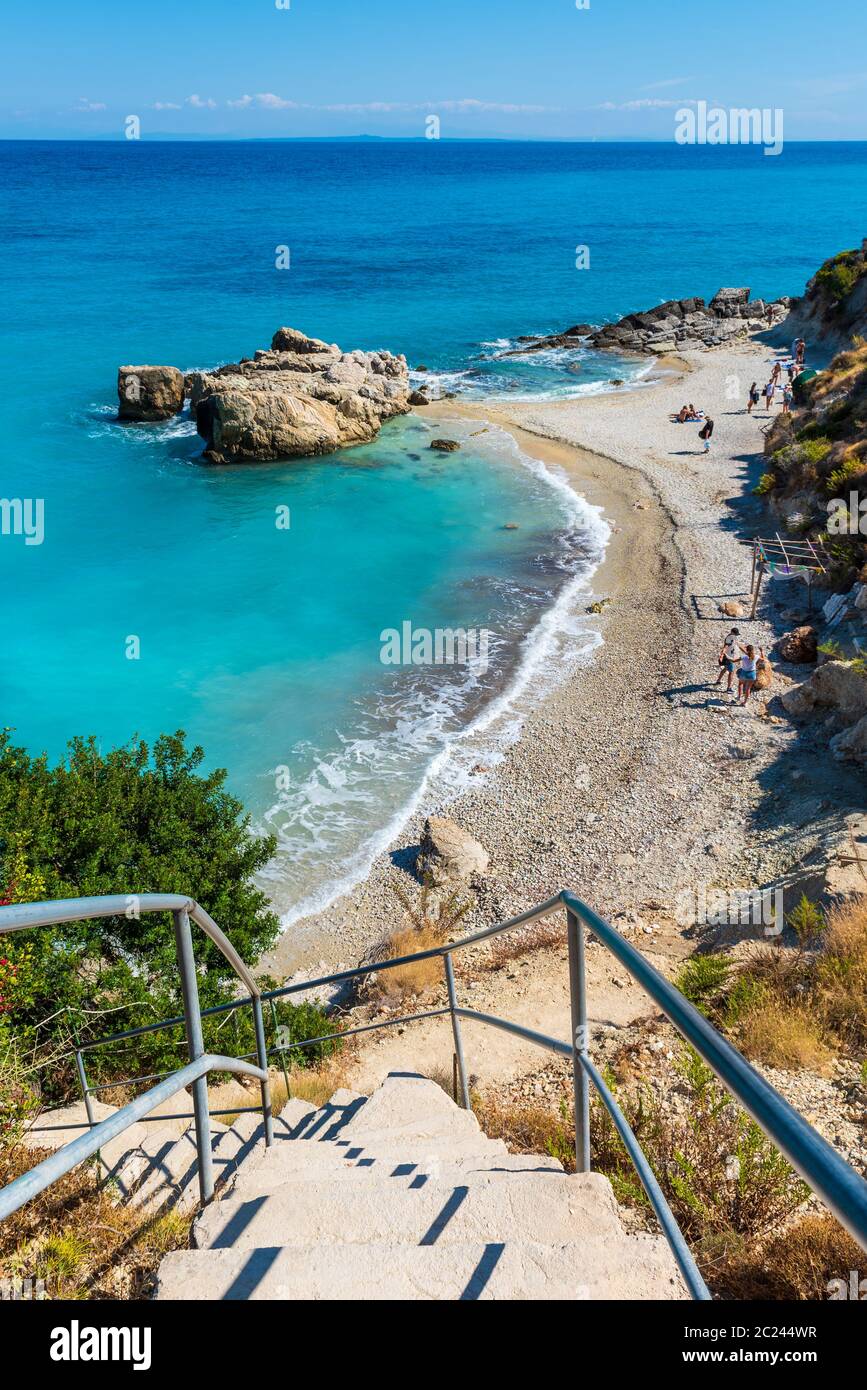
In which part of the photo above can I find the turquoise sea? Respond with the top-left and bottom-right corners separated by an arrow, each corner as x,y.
3,140 -> 867,923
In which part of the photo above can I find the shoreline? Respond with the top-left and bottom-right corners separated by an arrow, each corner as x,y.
260,338 -> 864,983
259,373 -> 677,979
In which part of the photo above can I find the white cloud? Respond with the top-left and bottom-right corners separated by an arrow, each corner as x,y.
186,94 -> 217,109
255,92 -> 300,109
595,98 -> 699,111
153,101 -> 182,111
227,94 -> 254,108
74,98 -> 106,112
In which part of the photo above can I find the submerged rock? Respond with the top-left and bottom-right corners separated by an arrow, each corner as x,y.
117,365 -> 185,421
430,438 -> 460,452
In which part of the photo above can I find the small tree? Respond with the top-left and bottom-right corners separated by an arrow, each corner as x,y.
0,730 -> 279,1082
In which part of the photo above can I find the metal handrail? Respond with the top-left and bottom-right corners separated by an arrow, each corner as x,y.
4,888 -> 867,1302
0,1054 -> 268,1223
0,893 -> 273,1207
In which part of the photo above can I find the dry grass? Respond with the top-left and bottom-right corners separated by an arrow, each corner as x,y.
0,1147 -> 191,1300
736,999 -> 832,1073
368,924 -> 446,1002
483,917 -> 564,971
712,1214 -> 865,1301
472,1090 -> 576,1171
815,897 -> 867,1049
215,1054 -> 353,1121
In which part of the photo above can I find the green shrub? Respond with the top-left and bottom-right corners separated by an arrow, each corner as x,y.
787,894 -> 826,945
753,473 -> 777,496
0,729 -> 280,1095
675,954 -> 730,1014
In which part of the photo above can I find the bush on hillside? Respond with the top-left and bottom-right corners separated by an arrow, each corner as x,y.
0,730 -> 280,1093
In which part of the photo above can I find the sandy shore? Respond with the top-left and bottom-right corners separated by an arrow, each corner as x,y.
260,340 -> 863,981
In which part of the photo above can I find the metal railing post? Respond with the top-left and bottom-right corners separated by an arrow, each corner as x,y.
444,952 -> 470,1110
252,997 -> 273,1146
71,1027 -> 96,1130
566,906 -> 591,1173
172,908 -> 214,1203
270,997 -> 291,1103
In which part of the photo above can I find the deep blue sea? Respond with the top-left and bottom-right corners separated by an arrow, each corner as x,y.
2,140 -> 866,924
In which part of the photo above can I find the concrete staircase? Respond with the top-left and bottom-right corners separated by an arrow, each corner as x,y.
148,1073 -> 689,1301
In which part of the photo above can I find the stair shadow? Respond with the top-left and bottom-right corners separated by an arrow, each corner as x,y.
209,1195 -> 268,1250
221,1246 -> 282,1300
419,1186 -> 468,1245
459,1243 -> 506,1301
291,1095 -> 367,1141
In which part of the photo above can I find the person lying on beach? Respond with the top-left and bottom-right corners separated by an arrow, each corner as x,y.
737,645 -> 765,705
747,381 -> 759,414
715,627 -> 742,691
673,405 -> 704,422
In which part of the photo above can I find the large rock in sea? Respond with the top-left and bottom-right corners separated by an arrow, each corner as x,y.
187,329 -> 410,463
416,816 -> 490,886
118,365 -> 185,421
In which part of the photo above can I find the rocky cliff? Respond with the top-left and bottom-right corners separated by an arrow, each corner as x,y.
118,328 -> 411,463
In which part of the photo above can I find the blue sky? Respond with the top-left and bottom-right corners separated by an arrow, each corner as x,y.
3,0 -> 867,140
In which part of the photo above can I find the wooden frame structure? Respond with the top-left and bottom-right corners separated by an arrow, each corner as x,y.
745,536 -> 828,618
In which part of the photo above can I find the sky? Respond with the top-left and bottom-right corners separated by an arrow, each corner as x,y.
2,0 -> 867,141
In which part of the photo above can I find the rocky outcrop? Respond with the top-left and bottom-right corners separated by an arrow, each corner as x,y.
118,365 -> 185,421
120,329 -> 410,462
776,626 -> 818,664
781,659 -> 867,725
509,290 -> 789,360
416,816 -> 490,886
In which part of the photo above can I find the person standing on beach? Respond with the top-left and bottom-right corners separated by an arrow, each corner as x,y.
796,339 -> 806,366
783,383 -> 793,413
738,645 -> 764,705
715,628 -> 743,692
771,362 -> 782,388
747,381 -> 759,414
764,380 -> 776,412
698,416 -> 714,452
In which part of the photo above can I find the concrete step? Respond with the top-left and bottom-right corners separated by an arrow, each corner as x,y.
156,1235 -> 688,1301
228,1151 -> 565,1199
114,1121 -> 252,1212
193,1171 -> 625,1252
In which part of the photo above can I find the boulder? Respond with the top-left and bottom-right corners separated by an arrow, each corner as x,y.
754,656 -> 773,691
416,816 -> 489,886
176,329 -> 410,463
408,390 -> 430,406
776,626 -> 818,664
430,439 -> 460,452
830,714 -> 867,762
709,287 -> 751,317
781,659 -> 867,723
118,365 -> 185,421
718,600 -> 746,618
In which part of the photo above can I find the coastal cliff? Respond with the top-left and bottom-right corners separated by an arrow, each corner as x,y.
118,327 -> 411,463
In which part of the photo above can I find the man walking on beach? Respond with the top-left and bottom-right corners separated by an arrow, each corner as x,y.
715,628 -> 742,692
698,416 -> 714,452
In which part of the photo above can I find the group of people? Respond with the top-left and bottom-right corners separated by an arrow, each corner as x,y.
714,627 -> 766,705
747,339 -> 808,416
671,403 -> 715,453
